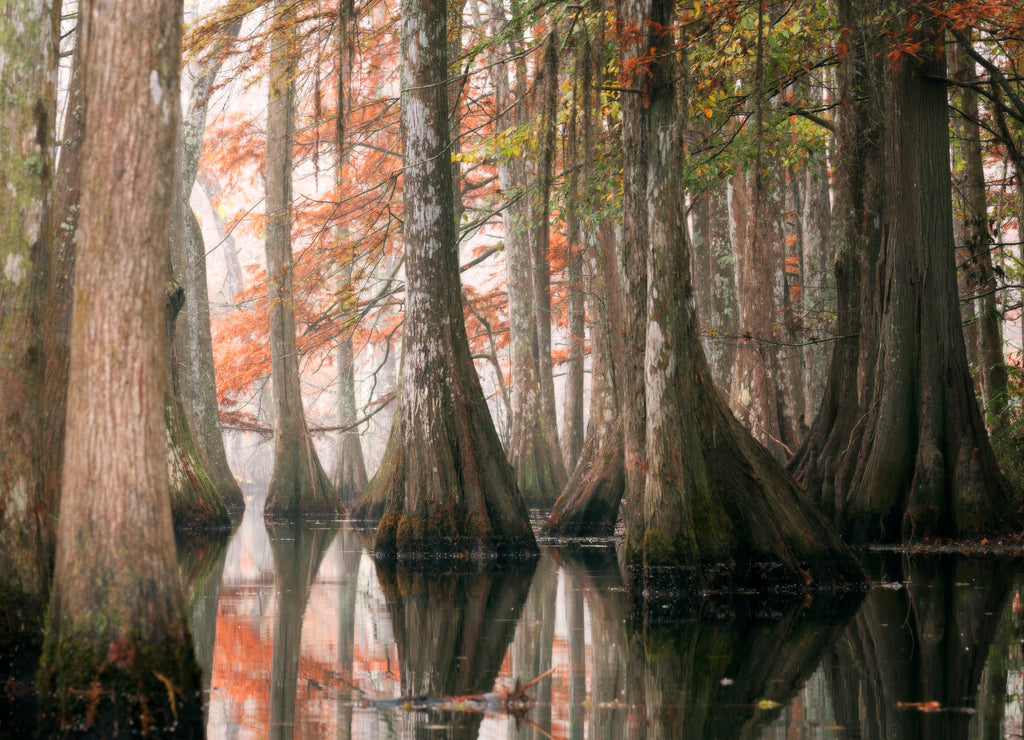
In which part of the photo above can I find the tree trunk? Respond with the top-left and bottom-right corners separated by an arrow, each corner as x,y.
166,285 -> 231,529
0,0 -> 56,652
727,66 -> 803,460
952,32 -> 1007,429
787,0 -> 885,520
797,146 -> 834,424
795,0 -> 1017,543
372,0 -> 537,559
172,23 -> 246,513
545,16 -> 625,537
37,0 -> 202,731
690,179 -> 738,390
621,0 -> 863,596
562,66 -> 586,472
332,20 -> 370,505
333,323 -> 368,503
530,34 -> 562,461
40,2 -> 82,569
262,0 -> 341,521
618,0 -> 652,563
487,0 -> 566,507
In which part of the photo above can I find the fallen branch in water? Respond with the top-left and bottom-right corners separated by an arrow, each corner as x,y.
362,667 -> 557,719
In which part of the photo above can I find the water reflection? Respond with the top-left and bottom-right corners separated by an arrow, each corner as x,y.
183,512 -> 1024,739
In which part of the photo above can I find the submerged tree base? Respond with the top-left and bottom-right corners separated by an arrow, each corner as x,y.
375,509 -> 538,564
263,434 -> 343,522
543,421 -> 623,537
627,555 -> 868,622
36,632 -> 202,737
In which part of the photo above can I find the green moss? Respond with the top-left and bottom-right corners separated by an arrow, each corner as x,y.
643,529 -> 685,568
395,511 -> 459,554
375,512 -> 400,557
37,628 -> 202,736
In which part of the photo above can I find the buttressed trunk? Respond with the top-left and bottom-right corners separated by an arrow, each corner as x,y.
262,0 -> 341,521
792,0 -> 1017,543
372,0 -> 536,560
621,0 -> 863,596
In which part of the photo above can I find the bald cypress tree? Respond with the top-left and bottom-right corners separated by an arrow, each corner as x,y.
372,0 -> 536,559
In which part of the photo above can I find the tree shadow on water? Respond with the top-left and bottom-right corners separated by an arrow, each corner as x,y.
265,520 -> 340,740
826,553 -> 1016,740
556,545 -> 863,739
374,560 -> 537,740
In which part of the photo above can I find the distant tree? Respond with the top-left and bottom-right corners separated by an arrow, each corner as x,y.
262,0 -> 342,521
0,0 -> 56,652
791,0 -> 1018,542
545,12 -> 626,536
372,0 -> 537,559
951,30 -> 1008,429
172,17 -> 246,513
37,0 -> 202,731
487,0 -> 567,505
165,283 -> 232,529
332,5 -> 369,504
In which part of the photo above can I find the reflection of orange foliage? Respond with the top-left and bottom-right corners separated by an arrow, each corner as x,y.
209,590 -> 274,736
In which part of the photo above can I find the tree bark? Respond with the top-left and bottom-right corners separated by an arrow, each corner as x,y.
530,34 -> 562,461
618,0 -> 651,562
794,0 -> 1017,543
690,179 -> 738,390
372,0 -> 537,559
727,35 -> 804,460
332,14 -> 370,505
0,0 -> 56,652
38,0 -> 202,731
544,18 -> 626,537
621,0 -> 863,596
488,0 -> 567,506
172,20 -> 246,513
166,285 -> 231,529
952,32 -> 1007,429
562,64 -> 586,472
262,0 -> 342,521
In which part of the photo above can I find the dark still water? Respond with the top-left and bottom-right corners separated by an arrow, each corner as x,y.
177,502 -> 1024,739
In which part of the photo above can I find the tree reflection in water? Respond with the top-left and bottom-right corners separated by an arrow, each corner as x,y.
185,518 -> 1024,739
827,554 -> 1015,740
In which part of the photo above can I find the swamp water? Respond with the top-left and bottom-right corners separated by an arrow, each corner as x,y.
174,502 -> 1024,740
8,499 -> 1024,738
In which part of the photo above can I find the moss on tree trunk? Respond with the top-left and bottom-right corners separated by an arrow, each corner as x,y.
372,0 -> 536,560
619,0 -> 864,600
37,0 -> 204,731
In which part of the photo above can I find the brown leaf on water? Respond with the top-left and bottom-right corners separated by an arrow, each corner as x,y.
896,700 -> 941,712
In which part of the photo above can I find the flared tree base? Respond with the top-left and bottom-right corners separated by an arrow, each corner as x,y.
37,631 -> 202,737
543,422 -> 623,537
263,433 -> 343,522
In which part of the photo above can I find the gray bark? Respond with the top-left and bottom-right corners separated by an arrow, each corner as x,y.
371,0 -> 536,558
262,0 -> 341,521
172,19 -> 246,512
